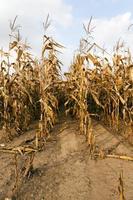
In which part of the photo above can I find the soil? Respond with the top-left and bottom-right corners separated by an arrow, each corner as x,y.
0,117 -> 133,200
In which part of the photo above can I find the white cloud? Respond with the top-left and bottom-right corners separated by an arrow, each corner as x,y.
0,0 -> 73,27
84,12 -> 133,53
0,0 -> 73,72
0,0 -> 73,51
59,44 -> 76,73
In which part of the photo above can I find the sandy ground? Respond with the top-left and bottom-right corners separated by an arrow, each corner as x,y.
0,118 -> 133,200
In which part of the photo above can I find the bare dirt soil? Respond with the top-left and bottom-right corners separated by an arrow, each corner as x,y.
0,118 -> 133,200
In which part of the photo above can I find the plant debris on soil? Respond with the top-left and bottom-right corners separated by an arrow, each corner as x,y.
0,117 -> 133,200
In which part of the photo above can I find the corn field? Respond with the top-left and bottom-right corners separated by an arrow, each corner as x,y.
0,17 -> 132,144
0,16 -> 133,199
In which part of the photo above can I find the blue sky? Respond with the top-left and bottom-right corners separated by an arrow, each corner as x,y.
67,0 -> 132,18
0,0 -> 133,71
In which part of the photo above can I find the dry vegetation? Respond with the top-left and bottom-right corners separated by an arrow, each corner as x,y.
0,16 -> 132,199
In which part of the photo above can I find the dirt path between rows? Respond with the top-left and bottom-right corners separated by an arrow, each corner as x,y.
0,118 -> 133,200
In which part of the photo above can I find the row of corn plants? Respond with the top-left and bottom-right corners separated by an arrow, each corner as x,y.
0,17 -> 62,146
65,19 -> 132,143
